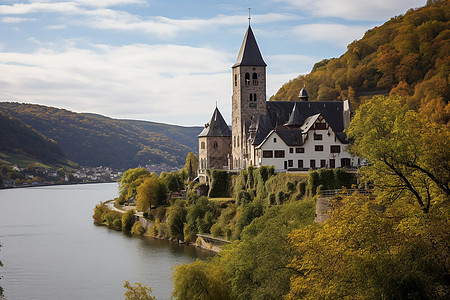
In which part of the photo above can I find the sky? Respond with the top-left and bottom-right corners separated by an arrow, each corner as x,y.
0,0 -> 425,126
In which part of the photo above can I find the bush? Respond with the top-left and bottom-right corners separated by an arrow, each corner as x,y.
122,210 -> 135,231
268,193 -> 276,205
276,191 -> 286,205
183,224 -> 195,243
286,181 -> 296,192
208,169 -> 229,198
307,171 -> 320,196
92,202 -> 108,223
318,169 -> 335,190
112,218 -> 122,231
237,191 -> 252,206
316,184 -> 324,196
298,181 -> 307,197
131,221 -> 145,235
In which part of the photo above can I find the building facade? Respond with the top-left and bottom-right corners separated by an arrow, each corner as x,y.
199,24 -> 359,174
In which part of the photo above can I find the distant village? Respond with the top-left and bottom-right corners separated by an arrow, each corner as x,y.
0,163 -> 182,189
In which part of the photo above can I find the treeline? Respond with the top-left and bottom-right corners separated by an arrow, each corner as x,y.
0,110 -> 72,167
0,102 -> 199,169
271,0 -> 449,109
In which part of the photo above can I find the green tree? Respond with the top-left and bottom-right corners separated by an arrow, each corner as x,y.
172,260 -> 231,300
347,95 -> 449,213
122,210 -> 135,231
123,281 -> 156,300
288,193 -> 450,299
136,175 -> 158,212
118,168 -> 150,201
168,203 -> 186,240
184,152 -> 199,180
216,200 -> 315,299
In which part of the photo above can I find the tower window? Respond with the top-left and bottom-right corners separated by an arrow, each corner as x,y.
254,94 -> 257,101
245,73 -> 250,85
250,94 -> 253,101
213,141 -> 218,148
234,74 -> 237,86
252,73 -> 258,85
201,142 -> 205,149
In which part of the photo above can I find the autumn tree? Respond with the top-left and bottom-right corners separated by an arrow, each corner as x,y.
287,193 -> 450,299
123,281 -> 155,300
347,95 -> 449,213
172,260 -> 231,300
118,168 -> 150,202
135,174 -> 167,212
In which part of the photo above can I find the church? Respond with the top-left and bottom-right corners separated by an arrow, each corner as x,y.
198,24 -> 359,174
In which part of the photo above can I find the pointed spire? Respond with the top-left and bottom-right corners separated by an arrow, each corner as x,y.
198,107 -> 232,137
299,85 -> 309,101
285,102 -> 303,126
232,25 -> 266,68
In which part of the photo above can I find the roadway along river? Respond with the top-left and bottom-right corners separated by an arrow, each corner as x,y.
0,183 -> 213,299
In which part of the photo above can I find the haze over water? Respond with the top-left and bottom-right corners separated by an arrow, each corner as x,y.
0,183 -> 213,299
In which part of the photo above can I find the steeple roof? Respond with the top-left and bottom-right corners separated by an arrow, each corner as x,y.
198,107 -> 231,137
284,102 -> 303,126
232,25 -> 266,68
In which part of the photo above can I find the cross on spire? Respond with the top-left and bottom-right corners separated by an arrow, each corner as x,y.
248,8 -> 251,25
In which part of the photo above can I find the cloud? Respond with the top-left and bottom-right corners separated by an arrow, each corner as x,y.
0,2 -> 79,14
0,16 -> 36,23
0,42 -> 236,125
273,0 -> 424,21
292,23 -> 367,47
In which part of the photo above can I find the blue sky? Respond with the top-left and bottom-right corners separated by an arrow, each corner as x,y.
0,0 -> 424,126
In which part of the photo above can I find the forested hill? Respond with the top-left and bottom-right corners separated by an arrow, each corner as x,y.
0,102 -> 202,169
0,110 -> 74,168
271,0 -> 449,108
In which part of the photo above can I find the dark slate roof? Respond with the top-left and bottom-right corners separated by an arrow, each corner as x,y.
198,107 -> 232,137
284,102 -> 303,126
252,101 -> 348,145
232,25 -> 267,68
274,127 -> 304,146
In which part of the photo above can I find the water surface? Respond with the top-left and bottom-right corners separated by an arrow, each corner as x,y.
0,183 -> 213,299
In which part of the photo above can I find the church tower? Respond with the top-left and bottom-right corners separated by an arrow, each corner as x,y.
231,25 -> 267,169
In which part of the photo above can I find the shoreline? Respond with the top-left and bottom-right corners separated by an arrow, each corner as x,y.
0,180 -> 115,190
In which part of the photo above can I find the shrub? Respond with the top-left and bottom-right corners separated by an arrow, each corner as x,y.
183,224 -> 195,243
298,181 -> 307,197
122,210 -> 135,231
276,191 -> 286,205
286,181 -> 296,192
237,191 -> 252,206
208,169 -> 229,198
112,218 -> 122,231
131,221 -> 145,235
307,171 -> 320,196
268,193 -> 276,205
168,206 -> 187,240
92,202 -> 108,223
316,184 -> 324,196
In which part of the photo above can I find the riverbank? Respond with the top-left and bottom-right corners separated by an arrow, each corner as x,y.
103,201 -> 225,253
0,180 -> 112,190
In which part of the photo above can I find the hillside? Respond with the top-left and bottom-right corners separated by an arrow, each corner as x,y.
271,0 -> 449,108
0,110 -> 75,169
0,103 -> 202,169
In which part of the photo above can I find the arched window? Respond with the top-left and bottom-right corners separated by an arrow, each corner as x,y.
234,74 -> 237,86
245,73 -> 250,85
201,142 -> 205,149
249,94 -> 253,101
254,93 -> 257,101
234,136 -> 236,148
237,135 -> 240,147
252,73 -> 258,85
213,141 -> 218,148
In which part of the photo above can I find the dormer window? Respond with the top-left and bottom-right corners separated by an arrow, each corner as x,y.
245,73 -> 250,85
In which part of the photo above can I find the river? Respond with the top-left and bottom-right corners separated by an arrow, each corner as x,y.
0,183 -> 213,299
